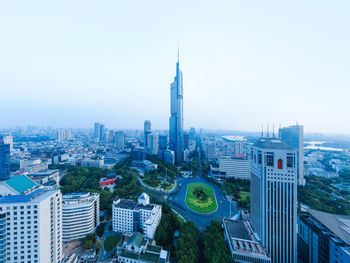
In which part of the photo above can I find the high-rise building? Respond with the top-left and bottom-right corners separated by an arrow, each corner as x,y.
2,135 -> 13,152
0,187 -> 63,263
62,192 -> 100,242
169,52 -> 184,164
250,137 -> 298,263
158,135 -> 168,151
189,127 -> 196,140
116,131 -> 125,151
94,122 -> 100,140
100,124 -> 105,142
183,133 -> 189,150
144,120 -> 152,148
0,142 -> 10,181
279,124 -> 304,185
206,144 -> 216,161
149,134 -> 159,155
0,212 -> 6,263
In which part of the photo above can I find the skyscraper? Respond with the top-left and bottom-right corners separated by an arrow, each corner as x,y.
100,124 -> 105,142
144,120 -> 152,149
149,134 -> 159,155
169,52 -> 184,164
116,131 -> 125,151
158,135 -> 168,151
0,142 -> 10,181
279,124 -> 304,185
94,122 -> 100,140
250,137 -> 298,263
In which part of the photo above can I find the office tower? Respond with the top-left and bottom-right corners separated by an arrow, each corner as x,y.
2,135 -> 13,152
144,120 -> 152,148
62,193 -> 100,242
169,52 -> 184,164
206,144 -> 215,161
116,131 -> 125,151
132,147 -> 146,161
234,140 -> 244,155
218,155 -> 250,179
107,130 -> 115,144
183,133 -> 189,150
250,137 -> 298,263
0,142 -> 10,181
149,134 -> 159,155
279,124 -> 304,185
0,187 -> 62,263
112,193 -> 162,239
189,127 -> 196,140
158,135 -> 168,151
94,122 -> 100,140
100,124 -> 105,142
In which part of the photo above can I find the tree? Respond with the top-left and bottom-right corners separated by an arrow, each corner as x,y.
202,220 -> 234,263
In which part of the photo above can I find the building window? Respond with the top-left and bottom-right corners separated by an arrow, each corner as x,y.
278,159 -> 283,169
266,153 -> 274,167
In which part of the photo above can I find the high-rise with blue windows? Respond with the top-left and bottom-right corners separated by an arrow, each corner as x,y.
279,124 -> 304,185
169,51 -> 184,164
0,142 -> 10,181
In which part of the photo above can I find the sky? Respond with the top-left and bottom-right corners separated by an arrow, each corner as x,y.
0,1 -> 349,134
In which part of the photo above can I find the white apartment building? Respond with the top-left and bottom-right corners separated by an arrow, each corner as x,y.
219,156 -> 250,179
112,193 -> 161,239
0,187 -> 62,263
62,193 -> 100,242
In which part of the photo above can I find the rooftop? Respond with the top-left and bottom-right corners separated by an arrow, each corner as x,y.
5,175 -> 38,194
253,138 -> 293,150
0,188 -> 57,204
223,218 -> 270,259
307,208 -> 350,245
114,199 -> 155,211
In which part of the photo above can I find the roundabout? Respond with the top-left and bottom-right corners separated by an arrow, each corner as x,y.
185,183 -> 218,213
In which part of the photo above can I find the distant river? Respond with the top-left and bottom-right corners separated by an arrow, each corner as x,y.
304,141 -> 344,152
222,136 -> 246,141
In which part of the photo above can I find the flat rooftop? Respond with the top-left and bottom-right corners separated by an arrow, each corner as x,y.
114,199 -> 155,211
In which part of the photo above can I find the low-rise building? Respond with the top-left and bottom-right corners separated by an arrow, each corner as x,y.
112,193 -> 161,239
62,192 -> 100,242
131,160 -> 157,172
218,155 -> 250,179
0,175 -> 38,195
298,209 -> 350,263
117,232 -> 170,263
223,218 -> 271,263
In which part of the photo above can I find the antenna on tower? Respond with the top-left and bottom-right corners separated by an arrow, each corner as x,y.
279,124 -> 281,138
273,124 -> 275,138
177,44 -> 180,63
267,124 -> 269,138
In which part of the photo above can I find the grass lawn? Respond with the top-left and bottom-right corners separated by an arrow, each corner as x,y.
104,235 -> 121,252
185,183 -> 218,213
239,192 -> 250,201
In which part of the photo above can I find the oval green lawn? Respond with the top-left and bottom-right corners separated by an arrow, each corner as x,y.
185,183 -> 218,213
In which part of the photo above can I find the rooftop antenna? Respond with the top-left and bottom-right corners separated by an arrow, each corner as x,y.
261,124 -> 264,138
267,124 -> 269,138
273,124 -> 275,138
279,124 -> 281,138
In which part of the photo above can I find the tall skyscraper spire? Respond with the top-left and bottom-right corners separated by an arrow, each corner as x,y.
169,50 -> 184,164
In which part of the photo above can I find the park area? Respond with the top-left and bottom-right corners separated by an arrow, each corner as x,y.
185,183 -> 217,213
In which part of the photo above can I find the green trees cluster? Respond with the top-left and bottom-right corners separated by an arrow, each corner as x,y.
202,220 -> 234,263
155,202 -> 183,254
224,177 -> 250,209
176,221 -> 200,263
81,233 -> 97,250
298,175 -> 350,215
147,155 -> 179,178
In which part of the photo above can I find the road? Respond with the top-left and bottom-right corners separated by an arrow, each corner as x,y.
145,150 -> 238,230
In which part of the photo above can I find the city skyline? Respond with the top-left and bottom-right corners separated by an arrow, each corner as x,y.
1,1 -> 350,134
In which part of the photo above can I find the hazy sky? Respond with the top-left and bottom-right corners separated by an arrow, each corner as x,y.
1,1 -> 349,133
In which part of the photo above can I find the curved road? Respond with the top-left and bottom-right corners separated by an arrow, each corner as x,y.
145,150 -> 238,230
